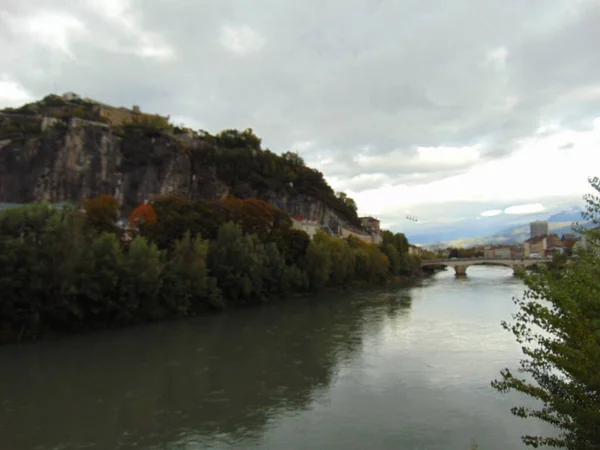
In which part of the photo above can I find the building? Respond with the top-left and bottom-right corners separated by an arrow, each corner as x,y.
408,245 -> 423,257
561,237 -> 579,256
291,216 -> 321,239
494,246 -> 511,259
484,245 -> 511,259
340,226 -> 376,244
360,216 -> 381,233
530,220 -> 549,238
546,234 -> 561,248
483,246 -> 494,259
62,92 -> 81,101
511,244 -> 524,259
524,235 -> 547,257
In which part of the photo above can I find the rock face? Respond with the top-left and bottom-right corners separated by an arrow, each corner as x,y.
0,121 -> 350,229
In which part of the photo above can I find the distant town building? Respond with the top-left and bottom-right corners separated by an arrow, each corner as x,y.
494,246 -> 511,259
546,234 -> 561,248
530,220 -> 549,238
511,244 -> 524,259
484,245 -> 511,259
359,216 -> 381,233
561,237 -> 579,256
524,235 -> 548,257
408,245 -> 423,257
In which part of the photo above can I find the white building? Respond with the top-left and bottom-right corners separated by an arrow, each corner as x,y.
291,217 -> 321,239
62,92 -> 81,101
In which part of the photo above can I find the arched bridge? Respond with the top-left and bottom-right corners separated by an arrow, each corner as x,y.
421,257 -> 552,276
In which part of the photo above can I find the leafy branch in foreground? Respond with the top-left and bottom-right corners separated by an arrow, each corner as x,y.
492,176 -> 600,449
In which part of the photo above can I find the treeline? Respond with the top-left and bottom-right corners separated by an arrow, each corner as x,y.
0,195 -> 420,343
189,128 -> 361,227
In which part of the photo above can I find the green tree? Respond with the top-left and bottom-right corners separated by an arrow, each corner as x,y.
395,232 -> 409,254
492,176 -> 600,449
381,243 -> 401,275
262,242 -> 289,295
336,191 -> 358,213
78,232 -> 124,323
0,203 -> 86,336
216,128 -> 262,151
208,223 -> 267,304
305,232 -> 331,289
282,151 -> 305,168
119,236 -> 163,320
160,231 -> 221,314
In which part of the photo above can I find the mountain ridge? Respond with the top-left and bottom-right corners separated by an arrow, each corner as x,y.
419,208 -> 587,249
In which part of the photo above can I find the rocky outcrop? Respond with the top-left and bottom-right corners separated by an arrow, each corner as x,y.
0,121 -> 350,229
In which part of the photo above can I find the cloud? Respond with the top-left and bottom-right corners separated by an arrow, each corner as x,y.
0,0 -> 598,243
485,46 -> 508,70
503,203 -> 545,215
481,210 -> 502,217
219,25 -> 265,55
0,77 -> 33,106
1,9 -> 86,57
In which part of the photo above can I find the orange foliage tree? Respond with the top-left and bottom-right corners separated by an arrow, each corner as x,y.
129,204 -> 157,228
82,195 -> 119,234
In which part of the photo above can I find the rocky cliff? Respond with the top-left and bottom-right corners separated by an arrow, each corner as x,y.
0,112 -> 359,230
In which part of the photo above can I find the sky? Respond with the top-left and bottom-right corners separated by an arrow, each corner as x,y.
1,0 -> 599,243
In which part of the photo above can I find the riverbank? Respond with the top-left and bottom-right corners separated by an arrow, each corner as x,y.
0,274 -> 425,346
0,201 -> 422,345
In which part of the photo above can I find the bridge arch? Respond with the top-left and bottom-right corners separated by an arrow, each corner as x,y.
420,258 -> 550,276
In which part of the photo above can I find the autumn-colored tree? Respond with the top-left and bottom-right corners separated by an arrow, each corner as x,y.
82,195 -> 119,235
129,204 -> 157,228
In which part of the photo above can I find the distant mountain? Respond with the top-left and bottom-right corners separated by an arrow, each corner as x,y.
421,208 -> 589,249
547,207 -> 584,223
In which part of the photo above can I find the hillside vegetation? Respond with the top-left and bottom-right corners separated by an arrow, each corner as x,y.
0,95 -> 360,227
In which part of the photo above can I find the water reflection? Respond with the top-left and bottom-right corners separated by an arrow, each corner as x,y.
0,290 -> 401,450
0,267 -> 555,450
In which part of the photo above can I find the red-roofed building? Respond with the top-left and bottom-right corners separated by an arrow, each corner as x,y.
291,216 -> 321,239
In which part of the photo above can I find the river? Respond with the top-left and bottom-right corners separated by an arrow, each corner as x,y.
0,266 -> 556,450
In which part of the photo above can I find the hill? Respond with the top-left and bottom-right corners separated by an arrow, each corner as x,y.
0,94 -> 360,230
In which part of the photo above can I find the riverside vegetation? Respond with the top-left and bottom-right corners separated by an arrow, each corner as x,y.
0,194 -> 421,344
492,176 -> 600,449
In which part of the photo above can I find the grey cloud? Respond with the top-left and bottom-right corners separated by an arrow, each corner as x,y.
0,0 -> 598,194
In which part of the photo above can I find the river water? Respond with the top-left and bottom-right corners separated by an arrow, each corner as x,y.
0,266 -> 556,450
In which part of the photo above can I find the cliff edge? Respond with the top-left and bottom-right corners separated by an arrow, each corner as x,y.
0,94 -> 360,230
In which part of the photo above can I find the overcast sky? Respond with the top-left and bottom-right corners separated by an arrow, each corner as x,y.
1,0 -> 599,243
